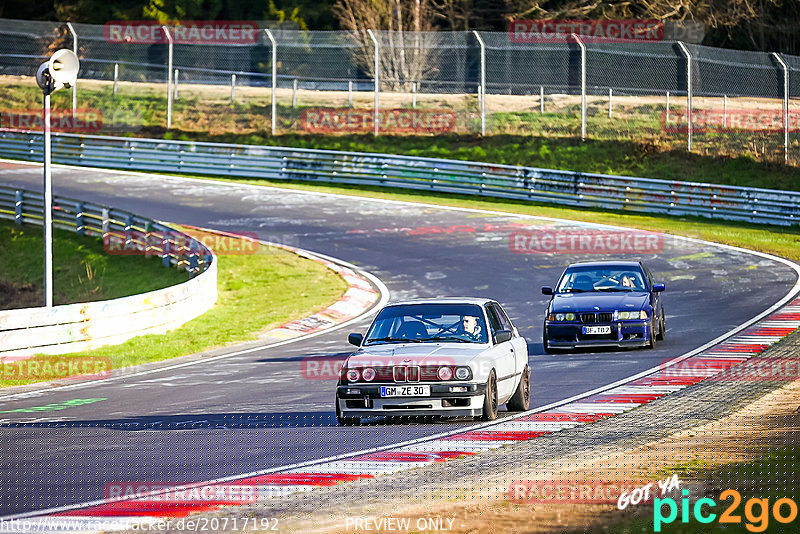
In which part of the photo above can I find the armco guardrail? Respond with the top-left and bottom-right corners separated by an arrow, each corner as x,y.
1,130 -> 800,226
0,185 -> 217,358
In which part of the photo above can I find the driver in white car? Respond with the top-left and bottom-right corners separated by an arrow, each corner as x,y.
461,315 -> 483,341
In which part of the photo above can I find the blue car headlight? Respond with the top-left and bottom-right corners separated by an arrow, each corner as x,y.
548,312 -> 576,322
615,310 -> 648,320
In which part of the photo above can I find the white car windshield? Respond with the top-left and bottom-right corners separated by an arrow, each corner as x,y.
364,303 -> 489,345
557,266 -> 646,294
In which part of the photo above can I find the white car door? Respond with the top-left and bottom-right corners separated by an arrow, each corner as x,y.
485,304 -> 518,401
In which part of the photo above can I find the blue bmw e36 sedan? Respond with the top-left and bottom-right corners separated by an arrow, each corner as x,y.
541,260 -> 666,352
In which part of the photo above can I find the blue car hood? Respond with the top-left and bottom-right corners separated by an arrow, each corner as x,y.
550,291 -> 649,312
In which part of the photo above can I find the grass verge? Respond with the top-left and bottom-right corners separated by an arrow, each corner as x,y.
0,219 -> 189,309
1,229 -> 348,389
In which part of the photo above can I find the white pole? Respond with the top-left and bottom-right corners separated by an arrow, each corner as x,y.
265,29 -> 277,135
608,88 -> 613,118
677,42 -> 692,150
412,81 -> 416,108
43,92 -> 53,308
473,30 -> 486,136
572,34 -> 586,140
772,52 -> 789,164
162,25 -> 173,130
666,91 -> 670,124
174,69 -> 179,99
292,78 -> 298,108
348,80 -> 353,107
113,63 -> 118,95
231,74 -> 236,102
540,86 -> 544,113
723,94 -> 727,128
66,22 -> 77,119
367,29 -> 379,136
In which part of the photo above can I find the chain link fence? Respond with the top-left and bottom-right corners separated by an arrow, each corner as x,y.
1,18 -> 799,164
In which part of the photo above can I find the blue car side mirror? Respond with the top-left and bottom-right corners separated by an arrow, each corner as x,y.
541,286 -> 553,295
652,283 -> 665,292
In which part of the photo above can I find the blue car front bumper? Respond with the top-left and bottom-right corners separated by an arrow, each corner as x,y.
545,320 -> 651,349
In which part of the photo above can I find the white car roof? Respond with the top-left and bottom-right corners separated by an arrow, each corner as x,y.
385,297 -> 494,307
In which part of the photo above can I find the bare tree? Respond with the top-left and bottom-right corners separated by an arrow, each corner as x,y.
333,0 -> 442,89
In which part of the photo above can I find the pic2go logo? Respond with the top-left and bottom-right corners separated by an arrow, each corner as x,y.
654,490 -> 798,532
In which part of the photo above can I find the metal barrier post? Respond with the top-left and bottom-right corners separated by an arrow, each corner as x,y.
14,191 -> 22,224
113,63 -> 118,95
174,69 -> 179,99
264,29 -> 277,135
572,34 -> 586,140
231,74 -> 236,102
367,29 -> 379,136
473,30 -> 486,136
76,201 -> 84,235
608,88 -> 613,118
162,25 -> 173,130
677,42 -> 692,150
292,78 -> 298,108
66,22 -> 77,119
772,52 -> 789,164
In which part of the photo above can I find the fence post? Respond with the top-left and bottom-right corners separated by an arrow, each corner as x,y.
292,78 -> 298,108
572,34 -> 586,140
174,69 -> 179,99
348,80 -> 353,107
473,30 -> 486,136
540,86 -> 544,113
412,81 -> 417,108
608,88 -> 613,118
772,52 -> 789,164
264,29 -> 277,135
66,22 -> 77,119
666,91 -> 670,124
113,63 -> 118,95
677,42 -> 692,150
367,29 -> 379,136
231,74 -> 236,102
162,25 -> 173,130
722,94 -> 727,128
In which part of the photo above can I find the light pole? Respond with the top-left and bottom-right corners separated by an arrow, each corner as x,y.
35,49 -> 79,307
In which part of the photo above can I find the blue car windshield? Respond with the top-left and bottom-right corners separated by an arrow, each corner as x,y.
557,266 -> 647,293
364,303 -> 489,345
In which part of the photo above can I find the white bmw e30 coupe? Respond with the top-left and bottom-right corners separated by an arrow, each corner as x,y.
336,298 -> 530,425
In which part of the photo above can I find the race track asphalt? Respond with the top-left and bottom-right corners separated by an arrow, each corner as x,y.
0,163 -> 796,516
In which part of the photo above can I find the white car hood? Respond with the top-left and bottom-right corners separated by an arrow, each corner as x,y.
348,343 -> 487,367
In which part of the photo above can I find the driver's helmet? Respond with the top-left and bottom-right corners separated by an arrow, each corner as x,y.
620,272 -> 641,289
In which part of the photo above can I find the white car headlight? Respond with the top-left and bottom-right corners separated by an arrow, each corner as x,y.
362,367 -> 376,381
437,366 -> 453,381
454,366 -> 471,380
346,368 -> 360,382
